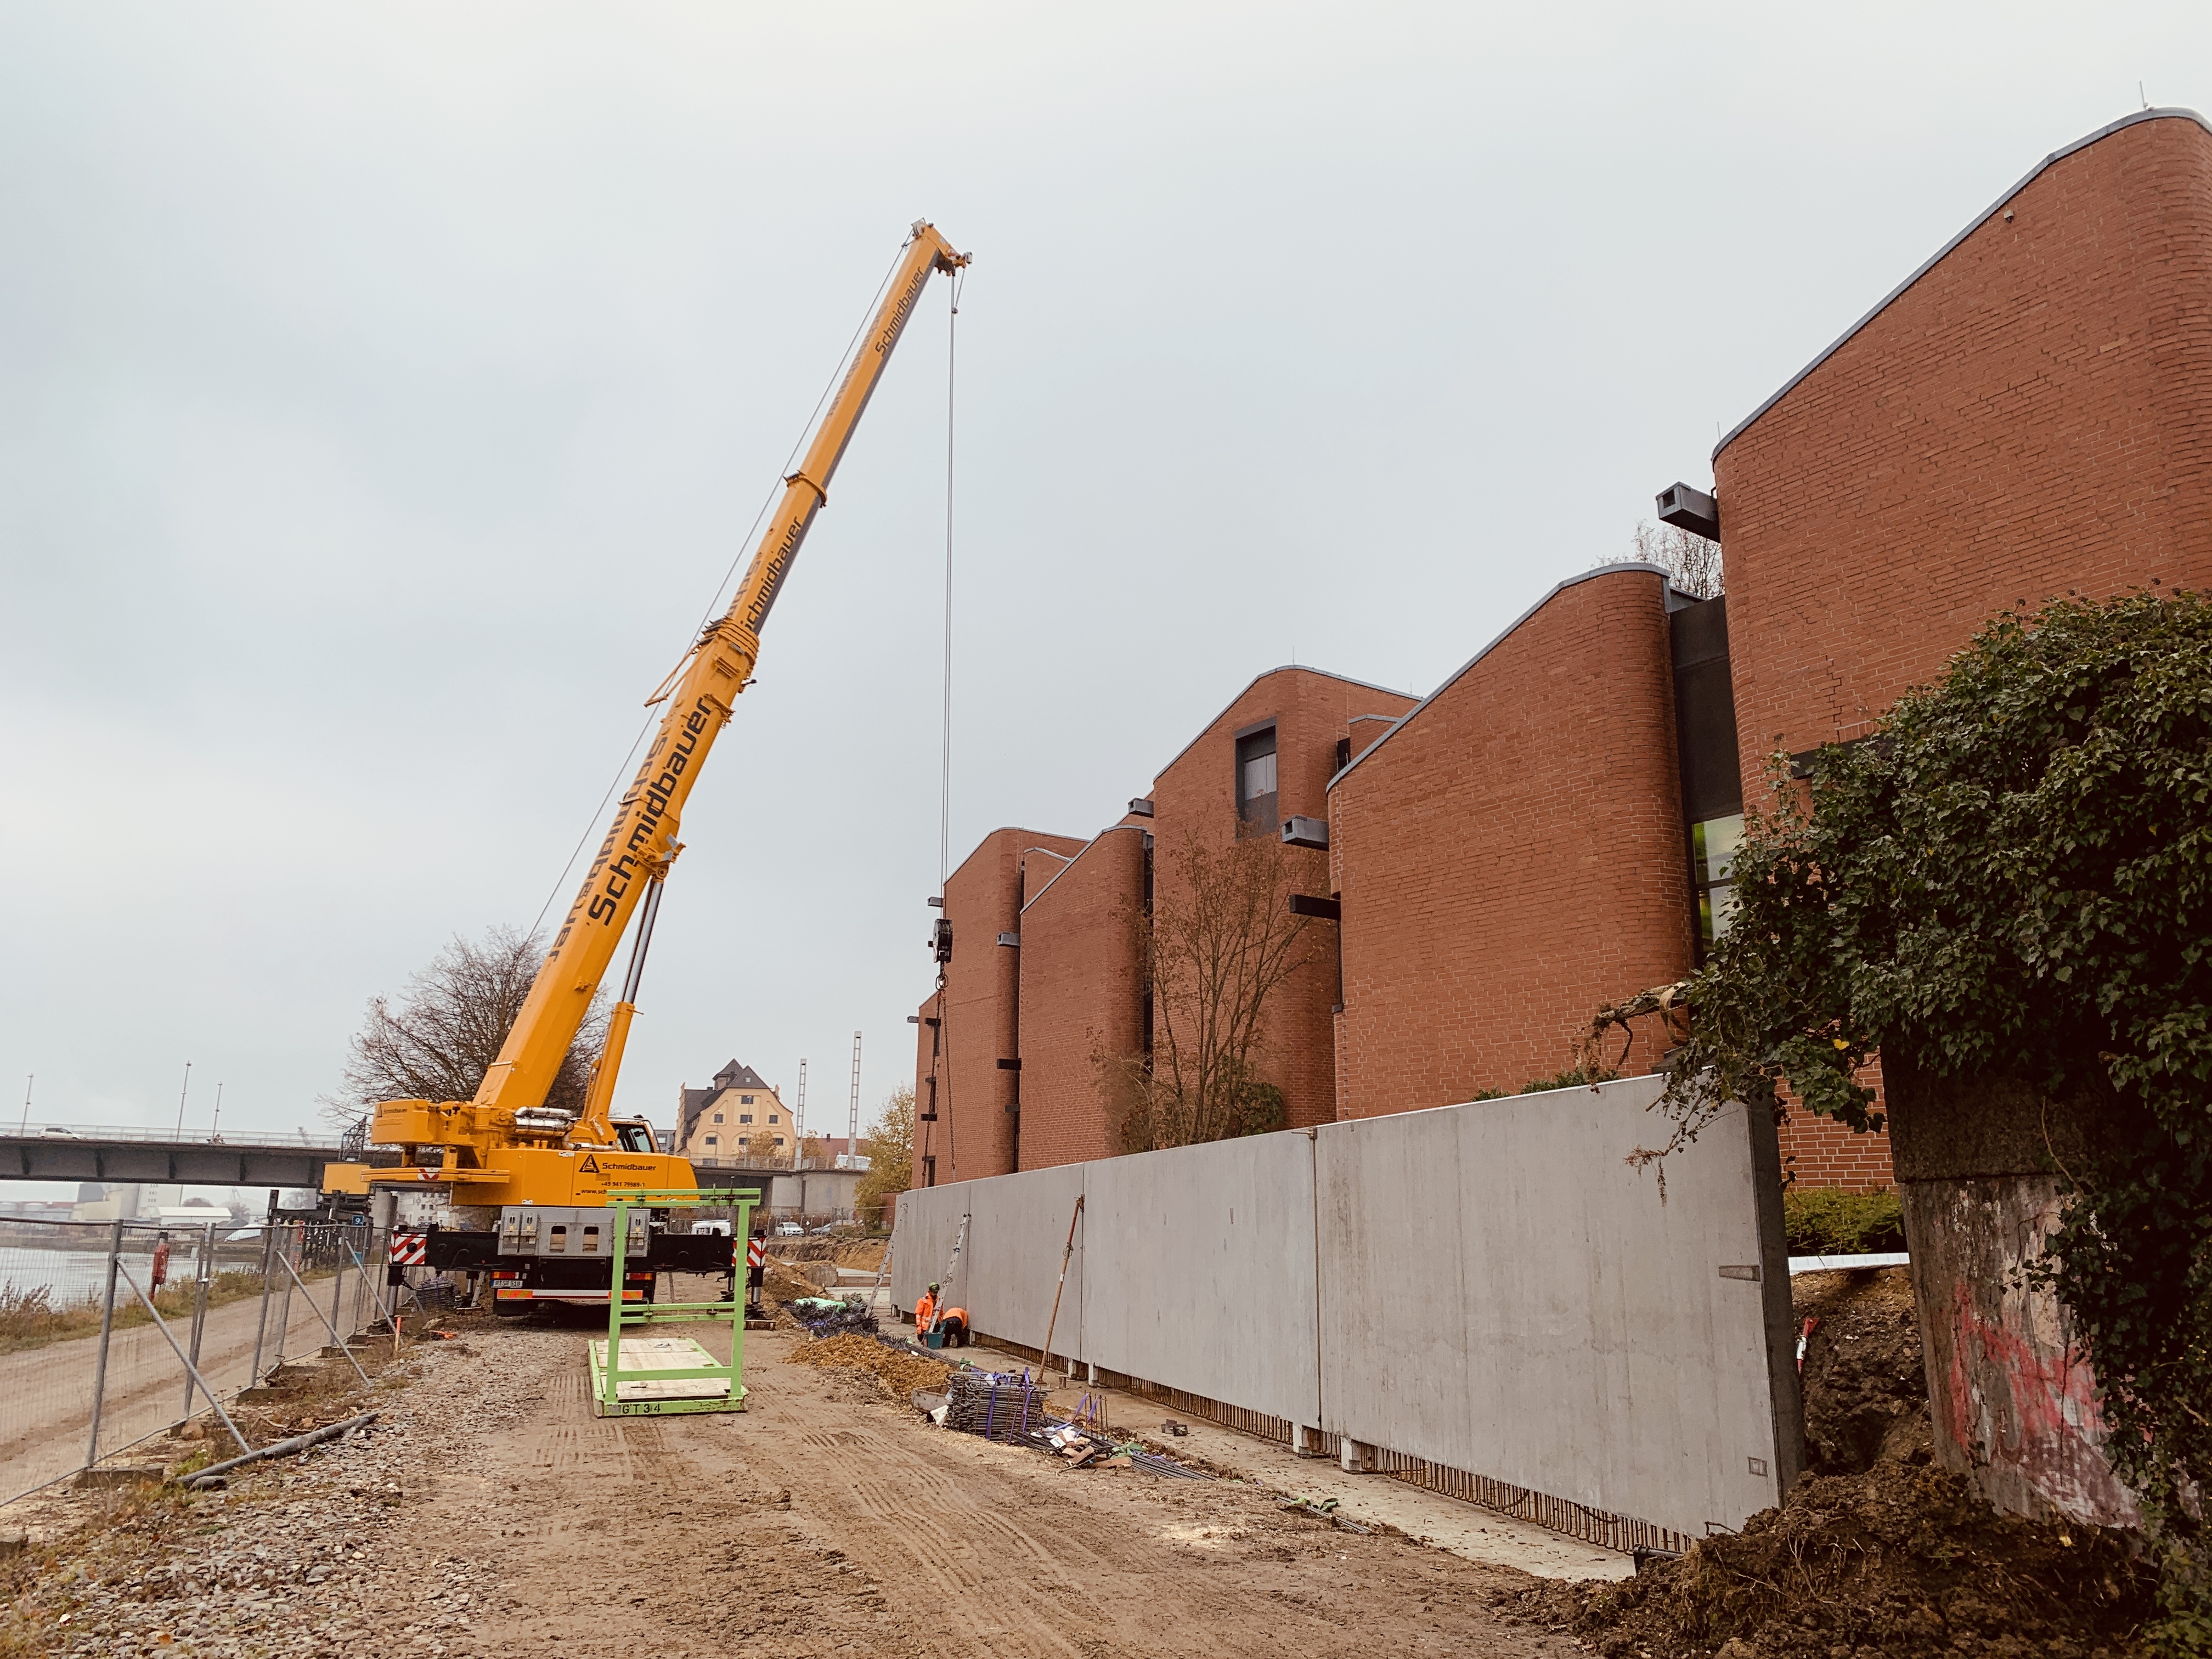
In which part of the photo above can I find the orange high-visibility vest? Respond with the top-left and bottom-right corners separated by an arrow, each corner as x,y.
914,1291 -> 936,1331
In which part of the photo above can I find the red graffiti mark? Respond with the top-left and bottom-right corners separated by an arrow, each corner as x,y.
1942,1280 -> 2139,1528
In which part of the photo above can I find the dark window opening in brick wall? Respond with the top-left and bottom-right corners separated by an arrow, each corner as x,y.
1235,723 -> 1278,833
1141,833 -> 1156,1065
1669,592 -> 1746,964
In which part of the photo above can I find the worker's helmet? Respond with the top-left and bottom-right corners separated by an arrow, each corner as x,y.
929,1281 -> 940,1292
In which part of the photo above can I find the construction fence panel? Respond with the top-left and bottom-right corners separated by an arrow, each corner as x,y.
890,1165 -> 1085,1354
0,1218 -> 395,1505
1313,1076 -> 1799,1542
1080,1132 -> 1321,1430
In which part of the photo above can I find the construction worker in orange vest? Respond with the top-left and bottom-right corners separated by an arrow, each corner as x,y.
912,1282 -> 971,1347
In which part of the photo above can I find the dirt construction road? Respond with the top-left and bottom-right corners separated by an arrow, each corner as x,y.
430,1323 -> 1573,1658
23,1313 -> 1598,1657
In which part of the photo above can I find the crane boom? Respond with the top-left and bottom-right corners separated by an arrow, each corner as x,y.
372,222 -> 967,1160
328,223 -> 968,1316
482,222 -> 967,1124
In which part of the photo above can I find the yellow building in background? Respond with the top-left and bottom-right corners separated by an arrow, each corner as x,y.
675,1060 -> 791,1167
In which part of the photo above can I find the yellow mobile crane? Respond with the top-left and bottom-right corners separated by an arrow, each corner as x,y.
323,223 -> 969,1311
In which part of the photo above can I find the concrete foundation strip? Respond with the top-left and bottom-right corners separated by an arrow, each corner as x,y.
180,1412 -> 379,1489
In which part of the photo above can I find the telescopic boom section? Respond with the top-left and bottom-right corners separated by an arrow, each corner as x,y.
468,222 -> 969,1128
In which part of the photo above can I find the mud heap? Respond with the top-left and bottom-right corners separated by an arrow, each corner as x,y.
791,1332 -> 950,1400
1795,1267 -> 1929,1475
1514,1268 -> 2153,1659
1516,1458 -> 2153,1659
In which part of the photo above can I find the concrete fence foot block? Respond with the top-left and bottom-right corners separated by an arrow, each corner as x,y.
1339,1438 -> 1380,1474
1293,1424 -> 1326,1458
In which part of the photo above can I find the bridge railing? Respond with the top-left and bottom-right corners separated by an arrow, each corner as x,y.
0,1122 -> 349,1149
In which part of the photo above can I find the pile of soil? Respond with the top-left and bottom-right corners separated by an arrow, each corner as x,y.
1795,1267 -> 1929,1475
754,1256 -> 819,1310
1514,1458 -> 2154,1659
791,1332 -> 950,1398
774,1237 -> 886,1267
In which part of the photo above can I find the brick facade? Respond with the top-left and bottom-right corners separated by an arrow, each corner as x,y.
1330,568 -> 1694,1114
1014,823 -> 1149,1170
910,826 -> 1085,1188
1712,109 -> 2212,1189
1148,669 -> 1419,1133
904,111 -> 2212,1199
1719,110 -> 2212,785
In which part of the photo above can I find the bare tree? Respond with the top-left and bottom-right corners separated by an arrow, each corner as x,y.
323,924 -> 606,1126
1624,518 -> 1723,600
1101,831 -> 1317,1152
853,1086 -> 913,1227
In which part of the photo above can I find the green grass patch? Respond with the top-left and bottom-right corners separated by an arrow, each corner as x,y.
0,1266 -> 310,1357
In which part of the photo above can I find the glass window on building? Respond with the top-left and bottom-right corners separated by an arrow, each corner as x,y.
769,1114 -> 780,1125
740,1094 -> 754,1104
1236,725 -> 1278,830
739,1113 -> 753,1124
1692,814 -> 1745,945
713,1113 -> 723,1123
704,1135 -> 718,1146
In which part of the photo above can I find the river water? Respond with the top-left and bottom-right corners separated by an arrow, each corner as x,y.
0,1237 -> 264,1305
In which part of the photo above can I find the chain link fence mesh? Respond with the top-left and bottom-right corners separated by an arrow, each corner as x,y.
0,1218 -> 400,1504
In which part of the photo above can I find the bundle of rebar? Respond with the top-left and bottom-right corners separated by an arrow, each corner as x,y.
941,1369 -> 1045,1443
789,1296 -> 878,1338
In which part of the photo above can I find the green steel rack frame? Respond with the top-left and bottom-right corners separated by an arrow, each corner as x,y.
590,1186 -> 760,1418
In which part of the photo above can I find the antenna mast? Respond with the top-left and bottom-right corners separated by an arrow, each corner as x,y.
848,1031 -> 864,1156
793,1059 -> 808,1171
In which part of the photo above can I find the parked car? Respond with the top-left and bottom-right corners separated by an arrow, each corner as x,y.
775,1221 -> 804,1237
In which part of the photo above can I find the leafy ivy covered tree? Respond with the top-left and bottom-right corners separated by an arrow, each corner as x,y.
1637,591 -> 2210,1649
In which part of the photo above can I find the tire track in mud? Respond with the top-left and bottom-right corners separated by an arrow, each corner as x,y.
314,1318 -> 1578,1658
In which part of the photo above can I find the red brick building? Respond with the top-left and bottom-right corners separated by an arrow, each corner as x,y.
1147,669 -> 1421,1133
912,109 -> 2212,1196
1014,821 -> 1148,1171
912,826 -> 1086,1187
1714,106 -> 2212,1185
1330,566 -> 1692,1115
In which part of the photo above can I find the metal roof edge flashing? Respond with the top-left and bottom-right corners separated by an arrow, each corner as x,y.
945,825 -> 1087,889
1328,562 -> 1673,793
1020,822 -> 1148,912
1152,664 -> 1421,785
1713,106 -> 2212,463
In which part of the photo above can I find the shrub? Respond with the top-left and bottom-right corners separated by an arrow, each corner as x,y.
1783,1187 -> 1906,1255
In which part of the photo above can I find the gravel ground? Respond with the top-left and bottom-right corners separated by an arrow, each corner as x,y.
0,1313 -> 1589,1658
0,1328 -> 516,1657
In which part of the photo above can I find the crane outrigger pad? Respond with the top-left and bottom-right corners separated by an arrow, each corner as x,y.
591,1186 -> 759,1419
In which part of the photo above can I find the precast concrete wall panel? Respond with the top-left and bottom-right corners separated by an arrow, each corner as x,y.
1081,1133 -> 1321,1428
890,1166 -> 1086,1352
1314,1076 -> 1793,1539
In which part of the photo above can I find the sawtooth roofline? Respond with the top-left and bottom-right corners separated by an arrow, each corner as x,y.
1327,563 -> 1677,794
1020,822 -> 1148,914
1149,664 -> 1420,786
1713,107 -> 2212,464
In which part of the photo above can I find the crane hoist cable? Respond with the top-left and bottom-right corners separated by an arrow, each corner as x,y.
938,264 -> 962,1184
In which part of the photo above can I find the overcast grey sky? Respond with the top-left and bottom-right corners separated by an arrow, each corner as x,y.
3,4 -> 2206,1167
